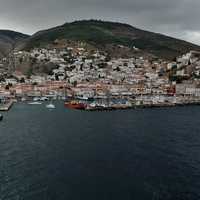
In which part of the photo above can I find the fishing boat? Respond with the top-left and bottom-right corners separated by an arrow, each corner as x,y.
0,114 -> 3,121
46,103 -> 56,109
64,101 -> 86,110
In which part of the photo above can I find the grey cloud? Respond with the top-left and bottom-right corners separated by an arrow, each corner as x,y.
0,0 -> 199,44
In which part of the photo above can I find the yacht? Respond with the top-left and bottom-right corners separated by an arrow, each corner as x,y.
46,103 -> 55,109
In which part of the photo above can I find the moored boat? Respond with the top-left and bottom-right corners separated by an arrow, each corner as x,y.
21,97 -> 27,102
76,96 -> 89,100
28,102 -> 42,105
0,114 -> 3,121
46,103 -> 56,109
64,101 -> 86,110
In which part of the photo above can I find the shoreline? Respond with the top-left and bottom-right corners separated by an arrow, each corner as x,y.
2,98 -> 200,112
84,102 -> 200,111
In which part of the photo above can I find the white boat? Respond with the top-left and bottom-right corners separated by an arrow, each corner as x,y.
28,102 -> 42,105
40,97 -> 49,101
46,103 -> 55,109
77,96 -> 89,100
0,114 -> 3,121
33,97 -> 41,101
61,96 -> 66,100
89,102 -> 96,107
21,97 -> 27,102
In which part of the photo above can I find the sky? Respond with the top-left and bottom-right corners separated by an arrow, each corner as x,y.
0,0 -> 200,45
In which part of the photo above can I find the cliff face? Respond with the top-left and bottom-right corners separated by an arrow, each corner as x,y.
0,30 -> 29,58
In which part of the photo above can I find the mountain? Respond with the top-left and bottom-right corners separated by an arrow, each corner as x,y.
22,20 -> 200,60
0,30 -> 29,58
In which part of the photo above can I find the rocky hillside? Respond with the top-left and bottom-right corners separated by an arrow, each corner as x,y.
0,30 -> 29,58
22,20 -> 200,60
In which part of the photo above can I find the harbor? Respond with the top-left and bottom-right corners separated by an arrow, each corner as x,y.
2,94 -> 200,112
1,48 -> 200,113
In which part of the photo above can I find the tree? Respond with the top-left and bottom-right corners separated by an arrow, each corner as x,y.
20,77 -> 25,83
5,85 -> 10,90
73,81 -> 78,87
90,64 -> 94,70
55,74 -> 59,81
32,82 -> 38,86
80,64 -> 83,71
116,66 -> 121,72
105,54 -> 111,62
19,57 -> 23,64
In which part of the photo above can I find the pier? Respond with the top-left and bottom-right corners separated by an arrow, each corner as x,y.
0,100 -> 14,111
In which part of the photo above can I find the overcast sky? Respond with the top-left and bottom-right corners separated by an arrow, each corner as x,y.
0,0 -> 199,44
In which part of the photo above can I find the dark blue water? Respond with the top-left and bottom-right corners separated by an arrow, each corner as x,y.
0,103 -> 200,200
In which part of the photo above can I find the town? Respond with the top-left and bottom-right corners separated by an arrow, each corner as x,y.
1,42 -> 200,111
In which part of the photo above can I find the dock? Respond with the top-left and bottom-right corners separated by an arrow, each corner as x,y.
0,101 -> 14,111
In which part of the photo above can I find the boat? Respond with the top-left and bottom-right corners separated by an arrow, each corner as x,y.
40,97 -> 49,101
61,96 -> 66,101
28,102 -> 42,105
76,95 -> 89,100
46,103 -> 55,109
33,97 -> 41,101
21,97 -> 27,102
64,101 -> 86,110
0,114 -> 3,121
86,102 -> 112,111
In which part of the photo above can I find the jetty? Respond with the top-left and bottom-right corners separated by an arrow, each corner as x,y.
0,100 -> 14,111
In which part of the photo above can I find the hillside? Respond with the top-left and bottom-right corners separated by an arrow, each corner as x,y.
22,20 -> 200,60
0,30 -> 29,58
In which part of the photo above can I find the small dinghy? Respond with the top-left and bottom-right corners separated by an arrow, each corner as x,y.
28,102 -> 42,105
46,103 -> 55,109
0,114 -> 3,121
